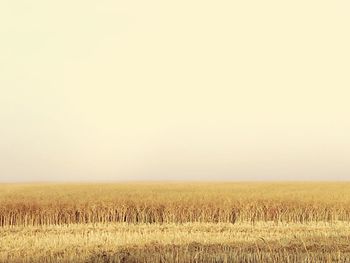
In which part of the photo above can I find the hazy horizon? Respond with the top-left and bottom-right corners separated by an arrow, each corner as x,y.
1,1 -> 349,182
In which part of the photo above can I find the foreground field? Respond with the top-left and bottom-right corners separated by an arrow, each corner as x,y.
1,183 -> 350,262
1,222 -> 350,262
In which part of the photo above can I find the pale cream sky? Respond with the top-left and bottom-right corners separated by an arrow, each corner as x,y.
0,1 -> 349,182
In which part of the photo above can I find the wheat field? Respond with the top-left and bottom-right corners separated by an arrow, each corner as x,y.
1,182 -> 350,262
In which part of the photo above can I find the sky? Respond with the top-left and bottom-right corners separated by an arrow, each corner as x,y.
0,0 -> 349,182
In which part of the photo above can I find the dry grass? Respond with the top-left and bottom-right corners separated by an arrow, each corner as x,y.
1,222 -> 350,262
1,182 -> 350,226
1,182 -> 350,262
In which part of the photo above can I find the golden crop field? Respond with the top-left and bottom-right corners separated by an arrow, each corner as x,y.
1,182 -> 350,262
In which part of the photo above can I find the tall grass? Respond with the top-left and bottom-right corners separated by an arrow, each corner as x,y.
1,183 -> 350,226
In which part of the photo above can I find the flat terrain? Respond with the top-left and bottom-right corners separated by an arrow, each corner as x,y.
1,183 -> 350,262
